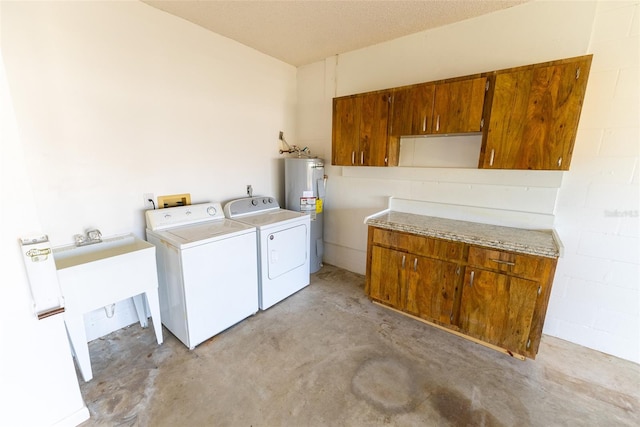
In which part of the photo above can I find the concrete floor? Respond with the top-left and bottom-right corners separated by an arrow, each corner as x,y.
78,264 -> 639,426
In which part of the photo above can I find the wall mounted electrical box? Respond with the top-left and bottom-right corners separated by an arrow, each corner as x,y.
158,193 -> 191,209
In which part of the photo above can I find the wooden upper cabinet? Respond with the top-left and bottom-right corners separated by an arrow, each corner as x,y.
332,96 -> 361,166
390,83 -> 435,136
332,91 -> 391,166
480,55 -> 592,170
360,91 -> 392,166
432,77 -> 487,134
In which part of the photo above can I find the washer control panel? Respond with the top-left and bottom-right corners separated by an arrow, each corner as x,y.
146,202 -> 224,231
224,196 -> 280,218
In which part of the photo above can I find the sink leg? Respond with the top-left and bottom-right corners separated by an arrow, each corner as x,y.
132,294 -> 148,328
145,289 -> 163,345
63,313 -> 93,382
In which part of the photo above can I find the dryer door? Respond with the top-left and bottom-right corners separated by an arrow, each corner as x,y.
267,224 -> 308,279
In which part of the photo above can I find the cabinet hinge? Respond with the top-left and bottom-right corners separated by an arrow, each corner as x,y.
537,286 -> 542,296
485,81 -> 490,91
480,118 -> 484,130
576,67 -> 581,80
526,338 -> 531,349
384,157 -> 388,165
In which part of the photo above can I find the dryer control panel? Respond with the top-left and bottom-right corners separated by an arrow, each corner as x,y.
224,196 -> 280,218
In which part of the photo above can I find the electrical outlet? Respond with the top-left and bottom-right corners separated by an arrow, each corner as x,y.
143,193 -> 155,210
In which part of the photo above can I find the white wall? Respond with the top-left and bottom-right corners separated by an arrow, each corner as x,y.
297,0 -> 639,363
1,15 -> 89,427
2,1 -> 297,340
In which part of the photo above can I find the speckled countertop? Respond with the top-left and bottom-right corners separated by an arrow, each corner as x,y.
365,211 -> 560,258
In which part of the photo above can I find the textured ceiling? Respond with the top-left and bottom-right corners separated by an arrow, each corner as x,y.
142,0 -> 529,67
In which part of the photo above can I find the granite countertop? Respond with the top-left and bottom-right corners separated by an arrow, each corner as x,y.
365,210 -> 560,258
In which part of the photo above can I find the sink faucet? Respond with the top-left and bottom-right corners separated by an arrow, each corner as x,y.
75,229 -> 102,246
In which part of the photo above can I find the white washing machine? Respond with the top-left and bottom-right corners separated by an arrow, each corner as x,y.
145,202 -> 258,349
224,196 -> 310,310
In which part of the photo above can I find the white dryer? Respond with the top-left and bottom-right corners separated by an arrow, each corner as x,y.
145,202 -> 258,349
224,196 -> 310,310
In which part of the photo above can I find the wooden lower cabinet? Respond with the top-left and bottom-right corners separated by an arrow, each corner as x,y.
369,246 -> 459,325
369,246 -> 404,308
405,255 -> 459,325
459,268 -> 538,357
365,226 -> 557,360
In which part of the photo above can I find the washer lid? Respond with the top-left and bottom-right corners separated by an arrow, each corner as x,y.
152,219 -> 255,248
232,209 -> 307,228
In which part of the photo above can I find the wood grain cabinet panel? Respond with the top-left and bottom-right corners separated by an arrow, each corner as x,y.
390,83 -> 435,136
332,96 -> 360,166
433,77 -> 487,134
332,91 -> 391,166
480,55 -> 592,170
467,246 -> 551,281
459,268 -> 538,355
405,255 -> 459,325
369,246 -> 404,308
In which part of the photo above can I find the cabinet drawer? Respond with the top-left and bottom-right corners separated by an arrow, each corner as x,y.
371,228 -> 463,261
467,246 -> 550,280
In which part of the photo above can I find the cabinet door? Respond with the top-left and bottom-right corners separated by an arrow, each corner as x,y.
405,255 -> 459,325
459,268 -> 538,354
432,77 -> 487,134
332,96 -> 361,165
360,91 -> 391,166
481,56 -> 592,170
369,246 -> 405,308
391,83 -> 435,136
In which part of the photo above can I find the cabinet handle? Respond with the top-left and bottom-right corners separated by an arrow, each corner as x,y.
422,116 -> 427,132
436,115 -> 440,132
401,255 -> 406,269
538,286 -> 542,296
351,151 -> 355,165
490,258 -> 515,266
413,258 -> 418,272
469,270 -> 475,287
557,157 -> 563,167
489,149 -> 495,166
526,338 -> 531,349
360,151 -> 364,165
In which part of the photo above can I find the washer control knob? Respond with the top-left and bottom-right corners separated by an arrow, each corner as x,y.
262,198 -> 268,204
251,199 -> 258,206
206,206 -> 217,216
268,198 -> 274,204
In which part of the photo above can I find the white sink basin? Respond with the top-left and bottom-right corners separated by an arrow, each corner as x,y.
53,233 -> 163,382
54,234 -> 152,269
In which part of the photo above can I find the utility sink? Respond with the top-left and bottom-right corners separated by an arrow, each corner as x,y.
54,234 -> 153,269
53,233 -> 163,382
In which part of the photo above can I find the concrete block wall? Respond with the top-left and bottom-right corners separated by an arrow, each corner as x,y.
545,0 -> 639,362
